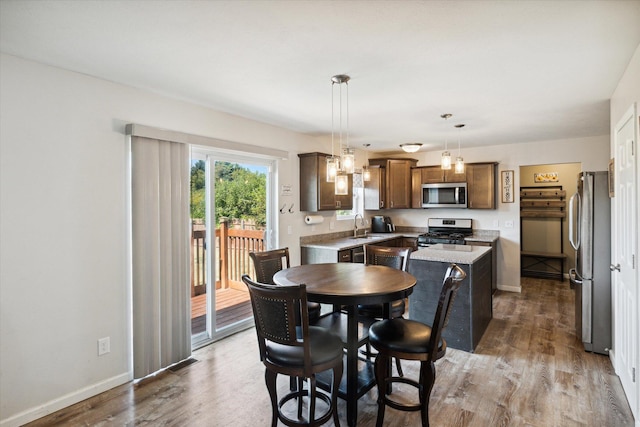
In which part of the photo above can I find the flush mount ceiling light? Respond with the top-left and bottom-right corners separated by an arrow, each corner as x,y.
400,143 -> 423,153
454,123 -> 465,174
440,113 -> 452,170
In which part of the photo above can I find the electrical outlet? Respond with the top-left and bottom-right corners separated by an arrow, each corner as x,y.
98,337 -> 110,356
330,221 -> 335,230
492,220 -> 499,228
504,220 -> 514,229
287,225 -> 292,235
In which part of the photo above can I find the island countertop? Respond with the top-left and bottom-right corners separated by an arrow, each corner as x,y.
410,243 -> 491,264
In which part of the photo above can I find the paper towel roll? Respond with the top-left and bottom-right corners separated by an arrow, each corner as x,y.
304,215 -> 324,225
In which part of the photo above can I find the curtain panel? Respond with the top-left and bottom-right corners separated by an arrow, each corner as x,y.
131,136 -> 191,379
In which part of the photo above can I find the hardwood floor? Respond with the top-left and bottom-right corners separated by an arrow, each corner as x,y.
26,277 -> 634,426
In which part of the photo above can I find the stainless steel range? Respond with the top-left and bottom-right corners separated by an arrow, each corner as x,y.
417,218 -> 473,247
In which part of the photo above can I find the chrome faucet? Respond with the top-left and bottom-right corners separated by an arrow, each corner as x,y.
353,213 -> 366,237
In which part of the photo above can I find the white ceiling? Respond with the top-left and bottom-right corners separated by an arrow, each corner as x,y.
1,1 -> 639,153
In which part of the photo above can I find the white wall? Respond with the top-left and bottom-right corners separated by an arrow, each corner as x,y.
0,52 -> 615,425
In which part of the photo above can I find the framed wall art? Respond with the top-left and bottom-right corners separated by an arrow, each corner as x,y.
501,170 -> 514,203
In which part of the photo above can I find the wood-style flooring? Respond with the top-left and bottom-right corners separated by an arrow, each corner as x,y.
25,277 -> 634,426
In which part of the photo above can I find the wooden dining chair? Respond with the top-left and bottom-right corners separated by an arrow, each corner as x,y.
249,247 -> 321,323
358,245 -> 412,375
242,274 -> 343,427
368,263 -> 467,427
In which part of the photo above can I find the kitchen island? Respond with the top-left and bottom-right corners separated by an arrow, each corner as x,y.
409,244 -> 492,352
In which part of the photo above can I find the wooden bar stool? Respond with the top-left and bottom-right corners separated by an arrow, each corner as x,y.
242,275 -> 343,427
368,264 -> 467,427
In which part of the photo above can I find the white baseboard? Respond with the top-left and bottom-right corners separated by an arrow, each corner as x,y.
498,284 -> 522,293
0,372 -> 131,427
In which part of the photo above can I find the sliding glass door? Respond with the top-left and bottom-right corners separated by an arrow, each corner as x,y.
190,149 -> 275,348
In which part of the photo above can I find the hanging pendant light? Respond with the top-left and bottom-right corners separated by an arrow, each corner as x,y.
326,77 -> 340,182
330,74 -> 353,194
440,113 -> 452,170
454,123 -> 465,174
362,143 -> 371,182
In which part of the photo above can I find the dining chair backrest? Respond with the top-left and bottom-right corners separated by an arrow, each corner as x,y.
241,274 -> 312,371
428,264 -> 466,359
364,245 -> 411,272
249,248 -> 290,285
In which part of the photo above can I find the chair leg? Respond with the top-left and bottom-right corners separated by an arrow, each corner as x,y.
308,375 -> 317,424
264,369 -> 279,427
297,377 -> 304,419
331,361 -> 343,427
374,354 -> 390,427
419,360 -> 436,427
395,357 -> 404,377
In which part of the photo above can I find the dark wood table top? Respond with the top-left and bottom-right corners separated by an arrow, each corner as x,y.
273,262 -> 416,305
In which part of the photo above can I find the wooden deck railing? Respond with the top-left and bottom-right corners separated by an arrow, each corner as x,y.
191,218 -> 265,297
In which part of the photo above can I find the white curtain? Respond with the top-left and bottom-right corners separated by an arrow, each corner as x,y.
131,136 -> 191,379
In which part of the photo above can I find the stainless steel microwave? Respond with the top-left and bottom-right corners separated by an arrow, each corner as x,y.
421,182 -> 467,208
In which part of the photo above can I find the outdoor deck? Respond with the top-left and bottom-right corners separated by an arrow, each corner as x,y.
191,288 -> 252,334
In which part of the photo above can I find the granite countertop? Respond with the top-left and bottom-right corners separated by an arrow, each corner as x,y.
300,232 -> 420,251
410,244 -> 491,264
465,230 -> 500,243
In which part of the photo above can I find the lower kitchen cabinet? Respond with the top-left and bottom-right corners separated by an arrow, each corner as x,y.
409,251 -> 492,352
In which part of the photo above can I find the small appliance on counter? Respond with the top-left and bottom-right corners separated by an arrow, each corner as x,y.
417,218 -> 473,247
371,215 -> 395,233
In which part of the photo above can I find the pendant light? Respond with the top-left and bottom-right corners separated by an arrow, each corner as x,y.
454,123 -> 465,174
362,143 -> 371,182
326,77 -> 340,182
440,113 -> 452,170
331,74 -> 352,195
333,75 -> 355,175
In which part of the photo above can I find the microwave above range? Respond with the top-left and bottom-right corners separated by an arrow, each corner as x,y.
421,182 -> 467,208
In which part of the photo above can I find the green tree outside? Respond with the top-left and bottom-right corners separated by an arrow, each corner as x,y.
190,160 -> 266,228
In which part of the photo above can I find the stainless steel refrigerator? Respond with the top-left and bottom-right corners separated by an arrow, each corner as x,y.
569,171 -> 611,355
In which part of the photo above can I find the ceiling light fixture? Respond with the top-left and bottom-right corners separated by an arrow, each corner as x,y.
454,123 -> 465,174
400,143 -> 423,153
440,113 -> 452,170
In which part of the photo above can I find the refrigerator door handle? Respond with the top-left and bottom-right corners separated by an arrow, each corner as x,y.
569,192 -> 581,250
569,268 -> 582,284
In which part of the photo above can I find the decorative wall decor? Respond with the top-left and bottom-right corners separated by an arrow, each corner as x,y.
533,172 -> 559,183
608,158 -> 615,197
501,170 -> 514,203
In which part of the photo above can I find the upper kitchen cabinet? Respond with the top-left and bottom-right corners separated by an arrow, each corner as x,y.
420,166 -> 466,183
364,165 -> 385,210
298,152 -> 353,212
466,162 -> 497,209
367,158 -> 417,209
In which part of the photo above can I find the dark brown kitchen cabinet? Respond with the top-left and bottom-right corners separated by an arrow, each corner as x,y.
467,163 -> 497,209
411,168 -> 423,209
368,158 -> 417,209
298,152 -> 352,212
420,166 -> 466,183
364,165 -> 385,210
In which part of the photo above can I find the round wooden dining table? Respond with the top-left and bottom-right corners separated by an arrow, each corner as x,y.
273,262 -> 417,427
